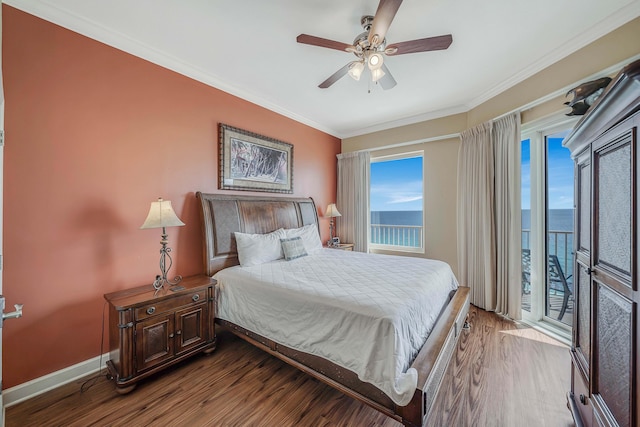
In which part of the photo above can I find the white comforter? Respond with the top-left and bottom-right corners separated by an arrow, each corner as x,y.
213,248 -> 458,406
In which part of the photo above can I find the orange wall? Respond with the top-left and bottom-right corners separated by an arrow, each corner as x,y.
2,6 -> 340,388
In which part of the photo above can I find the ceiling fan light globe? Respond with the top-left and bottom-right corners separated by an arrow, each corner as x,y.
348,62 -> 365,81
371,68 -> 386,82
367,52 -> 384,70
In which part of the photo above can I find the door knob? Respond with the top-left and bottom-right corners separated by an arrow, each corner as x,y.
4,304 -> 23,320
0,296 -> 24,328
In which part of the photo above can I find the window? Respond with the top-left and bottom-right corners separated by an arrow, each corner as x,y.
370,153 -> 423,251
521,117 -> 577,338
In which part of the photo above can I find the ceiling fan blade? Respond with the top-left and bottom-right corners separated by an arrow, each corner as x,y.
318,62 -> 353,88
386,34 -> 453,56
297,34 -> 353,52
368,0 -> 403,46
378,64 -> 397,90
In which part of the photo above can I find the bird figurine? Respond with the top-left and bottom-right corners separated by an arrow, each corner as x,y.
565,77 -> 612,116
564,100 -> 590,116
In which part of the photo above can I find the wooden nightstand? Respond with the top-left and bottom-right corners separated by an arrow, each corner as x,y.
104,274 -> 216,394
329,243 -> 354,251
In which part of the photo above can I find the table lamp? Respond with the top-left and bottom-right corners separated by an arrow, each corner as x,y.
325,203 -> 342,247
140,198 -> 185,290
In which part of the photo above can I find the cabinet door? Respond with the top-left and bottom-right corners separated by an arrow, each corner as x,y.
574,260 -> 591,373
175,303 -> 209,356
591,122 -> 636,427
573,148 -> 591,378
135,313 -> 175,372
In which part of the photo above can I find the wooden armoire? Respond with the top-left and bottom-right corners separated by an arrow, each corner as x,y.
564,59 -> 640,427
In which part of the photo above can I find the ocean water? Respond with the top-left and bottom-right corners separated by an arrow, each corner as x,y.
371,211 -> 422,226
522,208 -> 575,279
372,209 -> 574,229
521,209 -> 574,232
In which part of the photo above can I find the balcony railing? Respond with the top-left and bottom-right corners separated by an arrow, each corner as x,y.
522,229 -> 573,277
522,229 -> 574,325
370,224 -> 423,248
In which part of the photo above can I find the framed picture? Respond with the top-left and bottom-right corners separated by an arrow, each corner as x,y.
219,124 -> 293,194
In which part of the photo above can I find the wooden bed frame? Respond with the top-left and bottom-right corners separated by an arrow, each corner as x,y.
196,192 -> 470,427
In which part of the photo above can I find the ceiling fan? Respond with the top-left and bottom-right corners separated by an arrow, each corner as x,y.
296,0 -> 452,90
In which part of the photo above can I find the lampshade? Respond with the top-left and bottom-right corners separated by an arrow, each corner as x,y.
325,203 -> 342,218
140,198 -> 185,229
348,61 -> 365,81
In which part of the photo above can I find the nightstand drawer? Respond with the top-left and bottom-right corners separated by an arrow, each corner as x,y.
135,289 -> 207,320
331,243 -> 354,251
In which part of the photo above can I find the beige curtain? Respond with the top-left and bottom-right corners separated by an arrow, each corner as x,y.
457,122 -> 496,310
336,151 -> 370,252
493,113 -> 522,320
457,113 -> 522,319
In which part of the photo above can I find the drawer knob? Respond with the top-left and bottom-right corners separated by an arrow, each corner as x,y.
579,394 -> 587,405
192,294 -> 200,302
146,307 -> 156,315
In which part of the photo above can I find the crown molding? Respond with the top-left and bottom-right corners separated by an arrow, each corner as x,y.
339,104 -> 469,139
466,1 -> 640,111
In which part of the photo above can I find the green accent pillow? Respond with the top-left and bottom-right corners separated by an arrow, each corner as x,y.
280,237 -> 308,261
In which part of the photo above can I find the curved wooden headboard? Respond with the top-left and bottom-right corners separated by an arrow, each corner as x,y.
196,192 -> 320,276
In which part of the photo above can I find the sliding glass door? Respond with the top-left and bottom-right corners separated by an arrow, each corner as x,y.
544,132 -> 574,326
522,118 -> 577,334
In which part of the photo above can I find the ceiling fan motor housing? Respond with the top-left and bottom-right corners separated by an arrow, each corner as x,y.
352,16 -> 386,60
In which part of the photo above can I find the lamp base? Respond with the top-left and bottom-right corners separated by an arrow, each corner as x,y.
329,219 -> 335,247
152,227 -> 182,291
152,274 -> 183,291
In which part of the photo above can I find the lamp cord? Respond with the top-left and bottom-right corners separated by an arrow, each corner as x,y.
80,300 -> 108,393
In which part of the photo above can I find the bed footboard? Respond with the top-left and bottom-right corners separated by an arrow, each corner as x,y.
398,286 -> 470,427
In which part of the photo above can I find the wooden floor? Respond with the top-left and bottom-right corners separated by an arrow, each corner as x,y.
7,307 -> 574,427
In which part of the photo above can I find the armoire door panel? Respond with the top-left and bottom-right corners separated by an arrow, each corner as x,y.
577,150 -> 591,255
575,261 -> 591,373
594,283 -> 634,427
594,133 -> 633,283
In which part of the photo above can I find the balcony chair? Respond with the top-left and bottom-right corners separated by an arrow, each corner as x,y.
521,249 -> 573,321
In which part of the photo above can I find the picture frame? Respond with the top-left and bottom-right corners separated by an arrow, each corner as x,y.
219,123 -> 293,194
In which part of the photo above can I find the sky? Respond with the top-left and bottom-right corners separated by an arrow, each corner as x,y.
521,131 -> 574,210
370,156 -> 423,211
370,131 -> 573,213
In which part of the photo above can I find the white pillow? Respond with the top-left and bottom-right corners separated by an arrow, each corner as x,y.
284,224 -> 323,254
234,229 -> 285,267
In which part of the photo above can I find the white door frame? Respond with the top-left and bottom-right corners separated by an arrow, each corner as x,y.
1,1 -> 6,424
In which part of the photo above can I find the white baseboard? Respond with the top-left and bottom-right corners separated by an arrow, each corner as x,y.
3,352 -> 109,407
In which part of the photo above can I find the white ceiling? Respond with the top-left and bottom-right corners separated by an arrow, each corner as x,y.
7,0 -> 640,138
